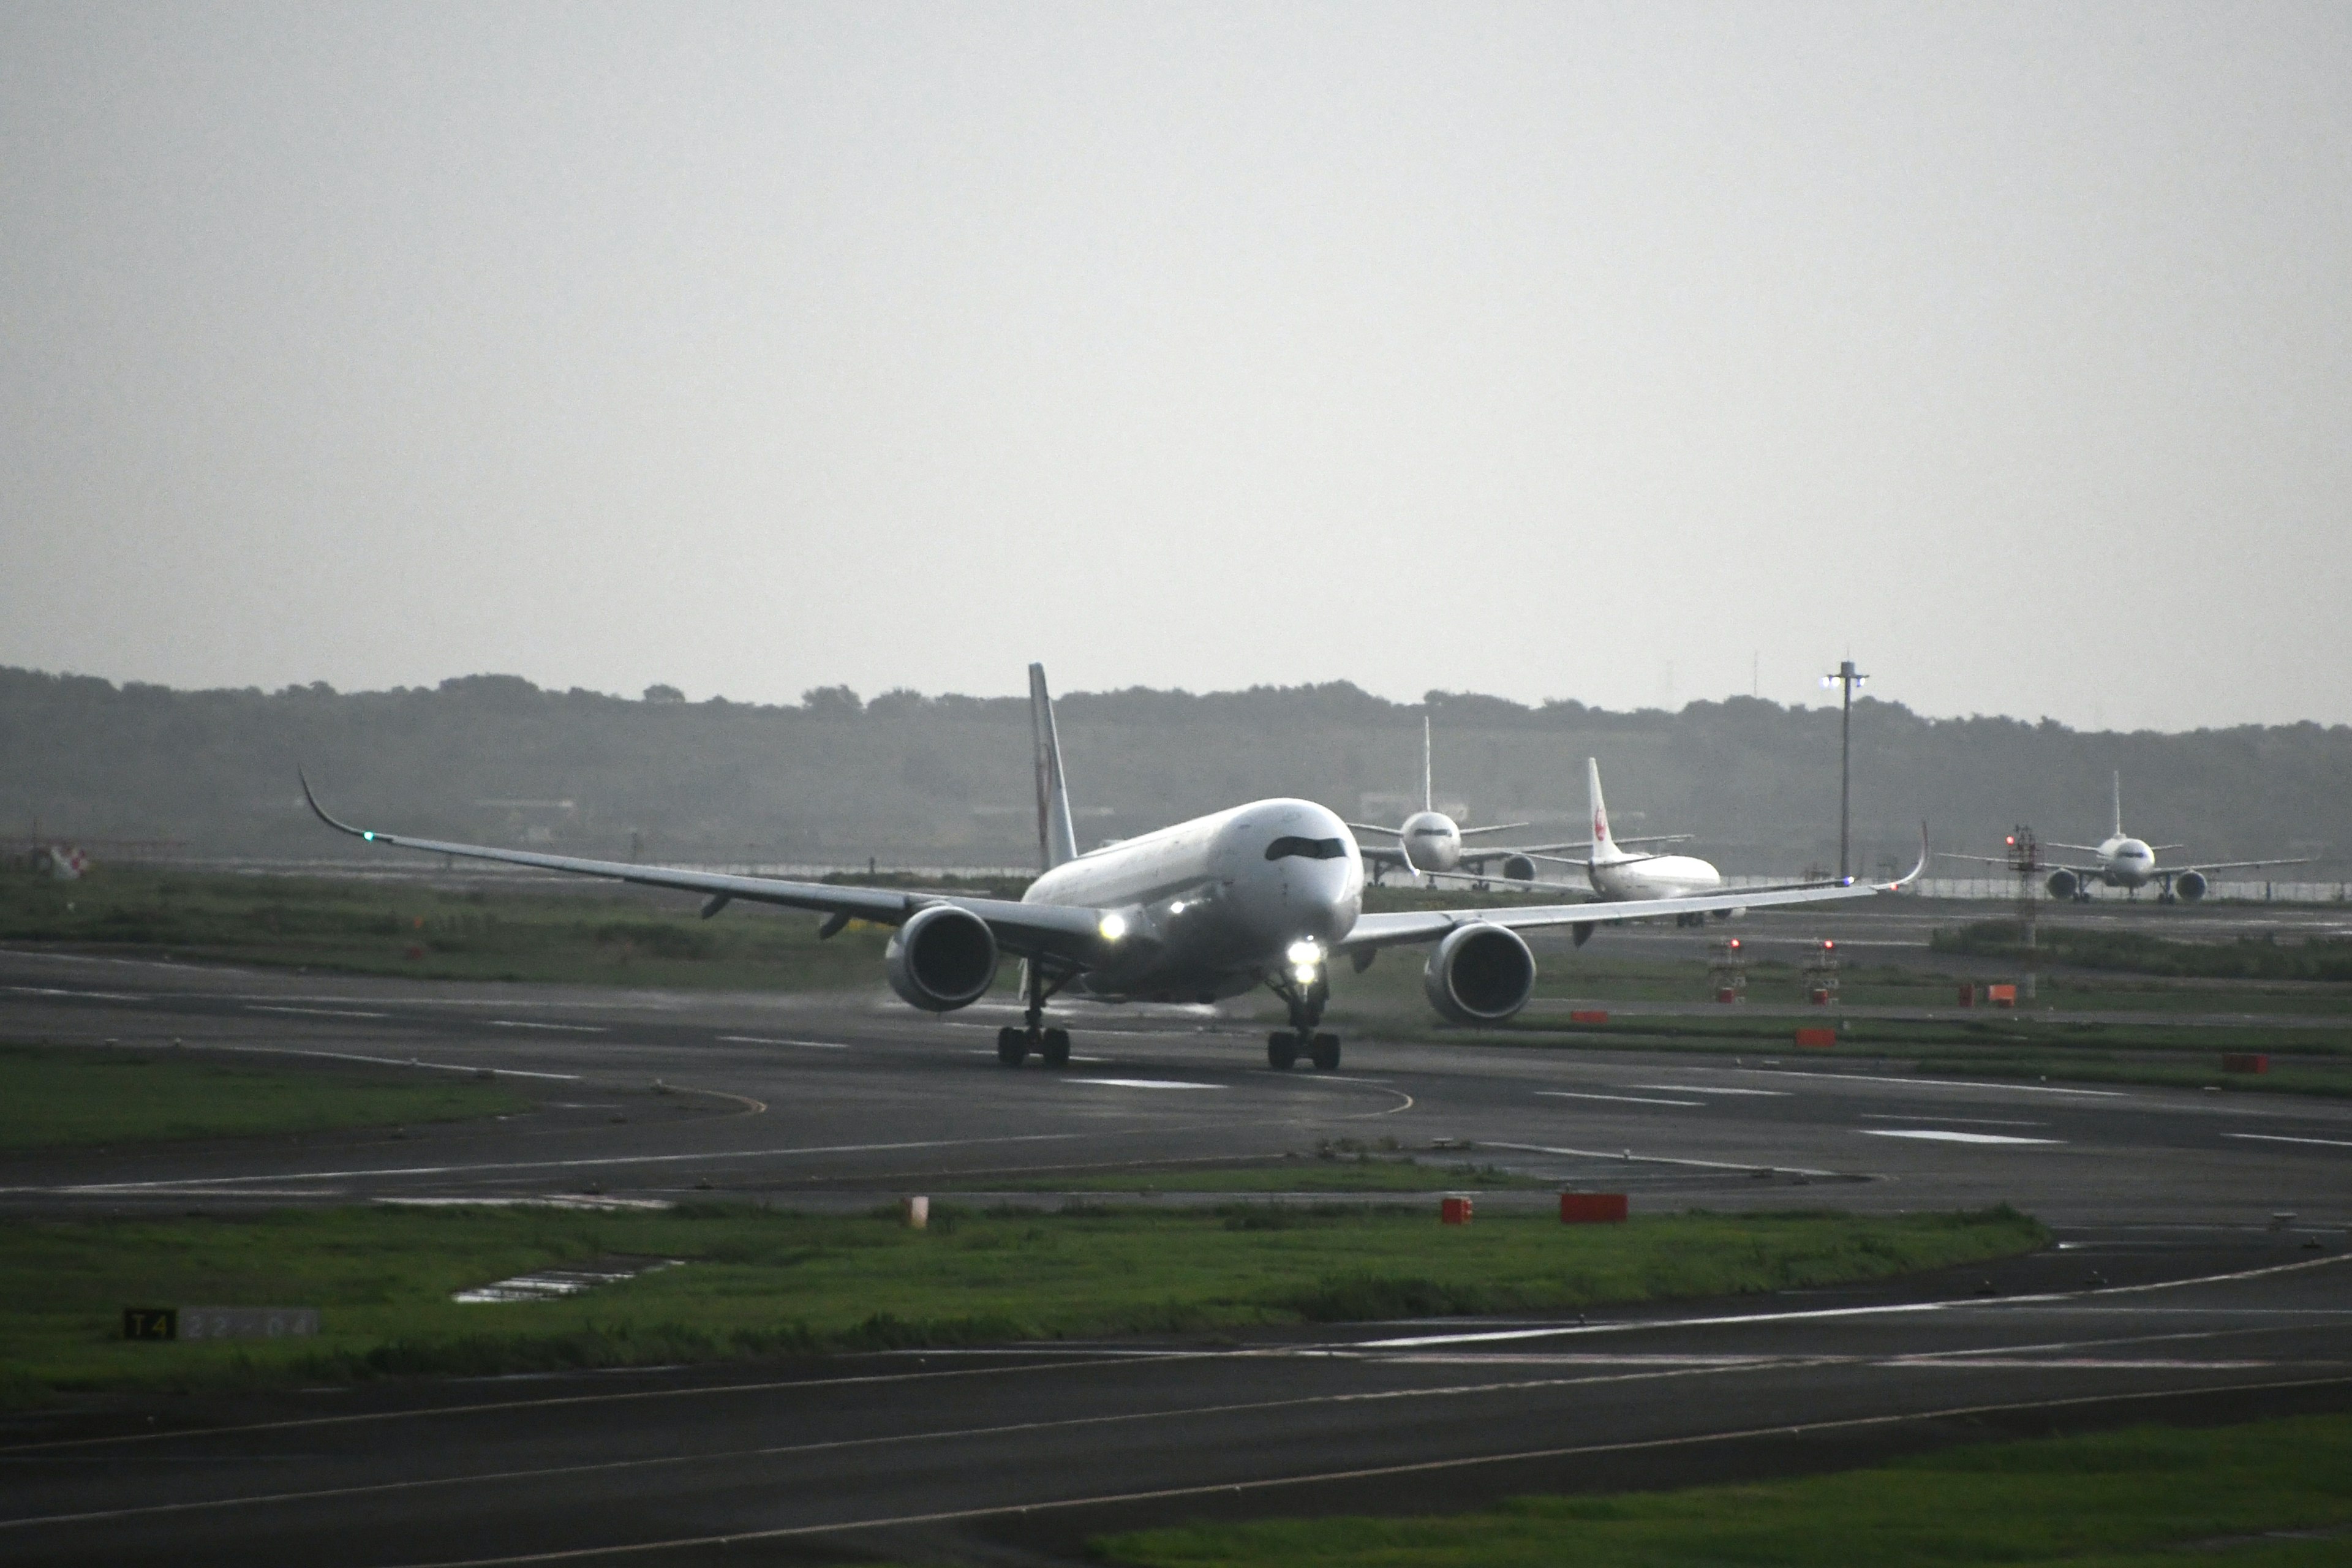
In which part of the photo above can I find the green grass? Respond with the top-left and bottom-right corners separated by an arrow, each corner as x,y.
0,1044 -> 527,1150
1936,918 -> 2352,983
0,864 -> 909,989
1100,1412 -> 2352,1567
0,1203 -> 2046,1403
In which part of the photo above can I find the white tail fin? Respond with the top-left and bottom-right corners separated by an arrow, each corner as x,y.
1587,758 -> 1634,867
2112,770 -> 2124,839
1422,714 -> 1433,813
1030,663 -> 1078,870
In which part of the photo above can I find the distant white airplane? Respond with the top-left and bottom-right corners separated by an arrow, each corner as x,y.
305,665 -> 1921,1072
1476,758 -> 1830,931
1948,771 -> 2310,903
1349,717 -> 1683,886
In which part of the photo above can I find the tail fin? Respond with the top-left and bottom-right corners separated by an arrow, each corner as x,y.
1587,758 -> 1634,866
2112,771 -> 2124,839
1422,715 -> 1433,813
1030,663 -> 1079,870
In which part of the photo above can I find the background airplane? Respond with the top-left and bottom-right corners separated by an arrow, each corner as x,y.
1948,771 -> 2311,903
1351,717 -> 1685,886
1403,757 -> 1832,930
306,665 -> 1921,1073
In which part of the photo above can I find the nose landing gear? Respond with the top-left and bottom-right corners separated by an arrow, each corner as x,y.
998,960 -> 1076,1068
1265,970 -> 1341,1071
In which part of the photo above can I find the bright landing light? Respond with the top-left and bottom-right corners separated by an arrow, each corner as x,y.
1098,913 -> 1128,941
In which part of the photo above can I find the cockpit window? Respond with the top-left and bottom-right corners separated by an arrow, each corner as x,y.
1265,835 -> 1347,862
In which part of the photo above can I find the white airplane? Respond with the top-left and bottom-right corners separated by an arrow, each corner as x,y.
1583,758 -> 1726,912
1349,717 -> 1682,886
1950,772 -> 2310,903
1455,758 -> 1825,930
303,665 -> 1922,1072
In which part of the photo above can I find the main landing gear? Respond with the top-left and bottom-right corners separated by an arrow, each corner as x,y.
1265,970 -> 1341,1072
998,959 -> 1076,1068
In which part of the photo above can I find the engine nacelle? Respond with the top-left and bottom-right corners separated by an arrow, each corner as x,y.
884,905 -> 999,1012
2174,870 -> 2209,903
1500,854 -> 1536,883
2046,869 -> 2080,901
1422,922 -> 1537,1024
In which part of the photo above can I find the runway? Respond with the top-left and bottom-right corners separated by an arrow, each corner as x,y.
2,945 -> 2349,1564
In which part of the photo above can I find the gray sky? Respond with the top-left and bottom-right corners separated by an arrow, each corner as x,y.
4,2 -> 2346,729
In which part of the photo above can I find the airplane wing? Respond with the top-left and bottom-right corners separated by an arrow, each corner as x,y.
1346,822 -> 1402,839
2179,856 -> 2315,874
1938,851 -> 2101,875
299,774 -> 1109,966
1453,822 -> 1532,838
1338,831 -> 1928,954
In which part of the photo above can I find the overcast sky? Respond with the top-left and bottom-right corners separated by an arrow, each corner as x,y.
4,2 -> 2346,729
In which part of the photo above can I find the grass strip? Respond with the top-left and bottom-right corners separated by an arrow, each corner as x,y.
0,1203 -> 2045,1403
1100,1411 -> 2352,1567
0,1044 -> 527,1151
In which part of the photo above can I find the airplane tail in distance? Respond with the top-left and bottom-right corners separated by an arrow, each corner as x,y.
2113,770 -> 2124,839
1030,663 -> 1079,871
1422,715 -> 1434,813
1587,758 -> 1634,867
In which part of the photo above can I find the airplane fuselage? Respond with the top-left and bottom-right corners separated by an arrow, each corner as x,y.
2092,835 -> 2157,888
1589,853 -> 1724,902
1025,797 -> 1365,1003
1398,809 -> 1463,872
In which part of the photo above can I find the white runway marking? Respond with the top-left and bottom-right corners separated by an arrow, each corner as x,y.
1485,1140 -> 1840,1178
720,1035 -> 848,1050
31,1129 -> 1134,1193
1539,1091 -> 1706,1107
7,985 -> 142,1000
1357,1251 -> 2352,1348
488,1020 -> 606,1033
1860,1113 -> 2044,1127
2226,1133 -> 2352,1150
1860,1129 -> 2060,1146
168,1043 -> 581,1082
1628,1084 -> 1790,1096
248,1004 -> 390,1019
1758,1069 -> 2125,1098
1066,1078 -> 1224,1091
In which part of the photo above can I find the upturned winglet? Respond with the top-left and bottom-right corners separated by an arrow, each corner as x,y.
1890,823 -> 1930,889
298,770 -> 369,840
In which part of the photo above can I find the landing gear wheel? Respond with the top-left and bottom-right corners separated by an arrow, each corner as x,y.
1267,1031 -> 1298,1071
1040,1028 -> 1071,1068
1310,1033 -> 1341,1071
996,1026 -> 1029,1067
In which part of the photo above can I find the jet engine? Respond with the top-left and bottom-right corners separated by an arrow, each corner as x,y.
1422,922 -> 1536,1024
884,905 -> 999,1011
2174,870 -> 2209,903
2046,869 -> 2080,901
1499,854 -> 1537,883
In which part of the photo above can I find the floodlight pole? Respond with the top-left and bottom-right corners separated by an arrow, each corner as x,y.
1823,660 -> 1868,881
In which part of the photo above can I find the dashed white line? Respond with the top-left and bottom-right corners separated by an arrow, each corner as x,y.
1859,1129 -> 2060,1147
1756,1069 -> 2124,1098
1538,1091 -> 1705,1107
2226,1133 -> 2352,1150
1860,1114 -> 2044,1127
720,1035 -> 848,1050
249,1004 -> 390,1020
488,1020 -> 606,1033
1627,1084 -> 1790,1097
1066,1078 -> 1224,1091
1483,1141 -> 1841,1178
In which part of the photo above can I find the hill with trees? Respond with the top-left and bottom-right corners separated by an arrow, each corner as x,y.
3,666 -> 2345,879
